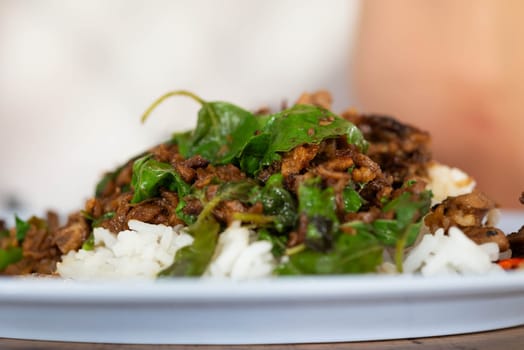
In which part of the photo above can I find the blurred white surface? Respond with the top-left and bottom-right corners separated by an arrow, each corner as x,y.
0,0 -> 360,214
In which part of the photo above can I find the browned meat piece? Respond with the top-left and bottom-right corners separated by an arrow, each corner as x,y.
287,213 -> 308,248
424,191 -> 497,233
22,222 -> 56,260
213,200 -> 247,225
215,164 -> 246,182
114,162 -> 133,187
183,197 -> 204,216
127,202 -> 167,224
358,177 -> 393,208
4,257 -> 57,275
508,226 -> 524,257
351,152 -> 381,182
343,207 -> 390,225
257,161 -> 282,183
281,144 -> 320,177
174,162 -> 196,183
316,138 -> 338,159
182,155 -> 209,169
345,114 -> 431,187
0,221 -> 11,250
319,154 -> 354,172
46,211 -> 60,233
99,190 -> 184,233
254,106 -> 271,116
352,167 -> 376,183
194,164 -> 245,189
96,193 -> 133,233
96,159 -> 135,199
462,227 -> 510,252
0,216 -> 64,275
53,213 -> 89,254
295,90 -> 333,110
85,197 -> 103,219
316,165 -> 352,182
283,172 -> 317,194
3,259 -> 35,275
150,142 -> 178,163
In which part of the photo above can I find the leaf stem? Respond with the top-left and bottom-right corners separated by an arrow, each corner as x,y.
140,90 -> 207,124
395,236 -> 406,273
232,212 -> 275,225
285,244 -> 306,256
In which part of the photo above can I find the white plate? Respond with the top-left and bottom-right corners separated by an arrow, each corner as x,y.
0,210 -> 522,345
1,273 -> 524,344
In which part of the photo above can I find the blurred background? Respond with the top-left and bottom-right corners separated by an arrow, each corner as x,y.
0,0 -> 522,218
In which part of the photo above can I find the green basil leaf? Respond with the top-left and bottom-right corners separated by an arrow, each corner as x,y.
171,130 -> 192,158
240,105 -> 367,175
143,90 -> 259,165
381,188 -> 432,271
175,198 -> 197,225
187,101 -> 259,164
159,216 -> 220,277
298,177 -> 339,252
130,155 -> 190,204
0,247 -> 23,271
276,231 -> 383,275
258,229 -> 288,257
342,186 -> 363,213
15,215 -> 30,242
363,219 -> 422,248
95,153 -> 144,197
92,212 -> 115,227
81,234 -> 95,251
249,174 -> 297,233
0,230 -> 9,239
382,190 -> 431,231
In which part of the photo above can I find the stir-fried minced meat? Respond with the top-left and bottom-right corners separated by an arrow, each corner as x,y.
507,192 -> 524,256
295,90 -> 332,110
1,212 -> 66,275
425,191 -> 497,232
213,200 -> 248,226
508,226 -> 524,257
194,164 -> 246,189
174,155 -> 209,183
462,227 -> 509,252
96,190 -> 184,234
343,113 -> 431,187
281,144 -> 320,178
424,191 -> 509,251
53,213 -> 89,254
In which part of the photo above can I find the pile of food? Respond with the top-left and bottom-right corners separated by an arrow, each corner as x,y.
1,90 -> 523,280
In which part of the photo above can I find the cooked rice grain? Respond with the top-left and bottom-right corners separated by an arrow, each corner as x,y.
205,221 -> 276,280
403,227 -> 503,276
57,220 -> 193,280
427,161 -> 476,205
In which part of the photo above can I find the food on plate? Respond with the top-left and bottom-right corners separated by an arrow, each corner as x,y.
0,90 -> 522,279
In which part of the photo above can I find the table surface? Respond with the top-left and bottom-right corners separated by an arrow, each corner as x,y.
1,325 -> 523,350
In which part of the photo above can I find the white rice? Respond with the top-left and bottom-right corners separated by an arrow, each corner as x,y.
57,220 -> 193,280
204,221 -> 276,280
403,227 -> 503,276
426,161 -> 476,205
57,220 -> 275,281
